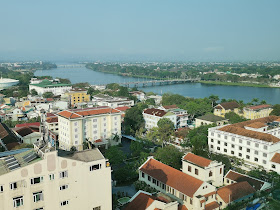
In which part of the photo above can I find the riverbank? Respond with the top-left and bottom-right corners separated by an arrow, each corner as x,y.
199,81 -> 273,88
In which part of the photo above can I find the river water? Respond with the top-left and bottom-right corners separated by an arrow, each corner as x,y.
35,65 -> 280,104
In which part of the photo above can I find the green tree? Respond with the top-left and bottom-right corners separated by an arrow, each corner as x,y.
145,98 -> 155,106
146,127 -> 160,143
225,112 -> 247,123
209,94 -> 219,107
56,77 -> 71,84
42,92 -> 54,98
154,145 -> 184,170
130,141 -> 149,157
260,100 -> 267,105
251,98 -> 259,105
106,83 -> 120,90
123,106 -> 145,135
30,89 -> 38,96
117,86 -> 129,97
157,118 -> 174,147
104,146 -> 126,165
270,104 -> 280,116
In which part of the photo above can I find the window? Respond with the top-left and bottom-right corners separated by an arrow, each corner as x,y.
239,139 -> 242,143
264,145 -> 268,150
141,172 -> 145,178
74,122 -> 78,126
210,145 -> 214,149
272,164 -> 276,169
217,147 -> 220,151
31,177 -> 43,185
148,176 -> 151,181
254,158 -> 258,162
247,141 -> 250,146
255,143 -> 259,148
211,139 -> 214,142
103,117 -> 106,121
0,185 -> 3,192
60,185 -> 68,191
211,132 -> 214,136
209,171 -> 213,177
33,191 -> 43,202
34,208 -> 44,210
188,166 -> 191,172
224,149 -> 227,153
13,196 -> 23,208
218,141 -> 220,144
231,144 -> 235,148
49,174 -> 55,180
59,171 -> 68,179
263,153 -> 267,157
231,151 -> 234,155
161,183 -> 166,190
255,151 -> 258,155
104,129 -> 106,132
10,182 -> 17,190
195,169 -> 199,175
90,164 -> 101,171
60,200 -> 69,206
190,198 -> 193,205
74,128 -> 78,132
220,168 -> 222,174
247,148 -> 250,153
263,160 -> 267,164
246,155 -> 250,159
93,125 -> 97,128
232,137 -> 235,141
93,207 -> 101,210
218,134 -> 221,138
239,146 -> 242,150
225,135 -> 228,140
224,142 -> 227,146
93,119 -> 97,123
152,179 -> 156,184
239,153 -> 242,157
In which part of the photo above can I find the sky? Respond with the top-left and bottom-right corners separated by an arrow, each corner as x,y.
0,0 -> 280,62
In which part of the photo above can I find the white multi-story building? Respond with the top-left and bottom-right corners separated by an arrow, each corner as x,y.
92,94 -> 134,108
0,147 -> 112,210
57,107 -> 122,151
29,79 -> 72,96
208,116 -> 280,174
143,108 -> 177,129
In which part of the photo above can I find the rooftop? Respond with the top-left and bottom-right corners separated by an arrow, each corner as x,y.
115,106 -> 130,112
143,108 -> 167,117
13,126 -> 40,137
247,104 -> 271,110
205,201 -> 219,210
246,122 -> 267,129
225,170 -> 268,191
196,113 -> 226,122
217,181 -> 255,204
271,153 -> 280,164
139,158 -> 203,197
30,79 -> 71,88
163,105 -> 178,110
57,107 -> 120,119
215,101 -> 239,110
15,122 -> 40,128
58,148 -> 104,162
124,192 -> 157,210
183,153 -> 212,168
218,116 -> 280,143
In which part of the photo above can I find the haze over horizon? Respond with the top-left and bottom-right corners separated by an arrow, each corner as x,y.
1,0 -> 280,62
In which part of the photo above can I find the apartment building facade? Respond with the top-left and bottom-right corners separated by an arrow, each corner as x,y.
65,88 -> 90,107
208,116 -> 280,174
92,94 -> 134,108
243,104 -> 273,120
0,148 -> 112,210
57,107 -> 122,151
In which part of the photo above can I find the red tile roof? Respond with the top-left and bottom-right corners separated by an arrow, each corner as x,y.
248,104 -> 271,110
183,153 -> 212,168
95,139 -> 102,143
115,106 -> 130,111
57,107 -> 120,119
46,113 -> 56,117
225,170 -> 267,191
219,116 -> 280,143
15,122 -> 40,128
271,153 -> 280,164
163,105 -> 178,110
218,101 -> 240,110
14,126 -> 39,137
217,181 -> 255,204
143,108 -> 167,117
204,191 -> 216,198
205,201 -> 219,210
140,158 -> 203,197
46,117 -> 58,123
124,192 -> 156,210
178,205 -> 188,210
246,122 -> 267,129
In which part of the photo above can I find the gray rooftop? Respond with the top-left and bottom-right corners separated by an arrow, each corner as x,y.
58,148 -> 105,162
196,113 -> 227,122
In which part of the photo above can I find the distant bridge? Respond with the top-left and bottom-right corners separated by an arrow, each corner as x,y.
98,78 -> 201,87
57,64 -> 85,68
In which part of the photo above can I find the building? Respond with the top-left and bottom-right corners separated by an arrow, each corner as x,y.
29,79 -> 72,96
46,113 -> 59,132
224,170 -> 271,191
243,104 -> 273,120
216,182 -> 255,209
182,153 -> 224,187
57,107 -> 122,151
92,94 -> 134,108
208,116 -> 280,174
0,123 -> 20,150
139,157 -> 218,210
146,95 -> 162,105
129,91 -> 146,101
143,108 -> 177,129
0,147 -> 112,210
195,114 -> 228,127
0,77 -> 19,90
64,88 -> 90,107
214,101 -> 240,117
13,126 -> 41,145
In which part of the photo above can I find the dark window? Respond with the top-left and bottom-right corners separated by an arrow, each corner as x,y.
152,179 -> 156,184
224,142 -> 227,146
247,148 -> 250,153
224,149 -> 227,152
220,168 -> 222,174
231,144 -> 235,148
141,172 -> 145,178
272,164 -> 276,169
231,151 -> 234,155
211,139 -> 214,142
239,146 -> 242,150
254,158 -> 258,162
209,171 -> 212,177
217,147 -> 220,150
210,145 -> 213,148
246,155 -> 250,159
188,166 -> 191,172
195,169 -> 199,175
148,176 -> 151,181
218,141 -> 220,144
239,153 -> 242,157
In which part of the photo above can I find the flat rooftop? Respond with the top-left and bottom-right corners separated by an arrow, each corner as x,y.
58,148 -> 105,162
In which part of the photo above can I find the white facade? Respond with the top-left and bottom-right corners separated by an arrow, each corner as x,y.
143,110 -> 177,130
0,148 -> 112,210
92,95 -> 134,108
57,107 -> 122,151
29,84 -> 72,96
208,117 -> 280,174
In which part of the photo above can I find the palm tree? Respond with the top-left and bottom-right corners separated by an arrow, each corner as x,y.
260,100 -> 267,105
251,98 -> 259,105
209,95 -> 219,107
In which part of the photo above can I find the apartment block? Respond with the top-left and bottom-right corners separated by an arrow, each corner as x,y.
92,94 -> 134,108
208,116 -> 280,174
57,107 -> 122,151
65,88 -> 90,107
0,147 -> 112,210
243,104 -> 273,120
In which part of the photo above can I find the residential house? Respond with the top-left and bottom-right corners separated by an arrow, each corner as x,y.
243,104 -> 273,120
29,79 -> 72,96
64,88 -> 90,107
0,123 -> 20,150
0,147 -> 112,210
13,126 -> 41,145
92,94 -> 134,108
143,108 -> 177,129
57,107 -> 122,151
214,101 -> 240,117
208,116 -> 280,174
146,95 -> 162,105
130,91 -> 146,101
195,114 -> 228,127
46,113 -> 59,133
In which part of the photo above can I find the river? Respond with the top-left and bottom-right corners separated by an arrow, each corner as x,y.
34,65 -> 280,104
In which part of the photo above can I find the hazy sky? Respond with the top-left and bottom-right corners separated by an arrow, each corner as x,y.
1,0 -> 280,62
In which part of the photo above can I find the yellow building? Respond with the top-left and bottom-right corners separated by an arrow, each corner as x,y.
214,101 -> 240,117
243,104 -> 273,119
65,88 -> 90,107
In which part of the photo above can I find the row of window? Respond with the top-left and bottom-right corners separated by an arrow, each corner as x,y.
187,165 -> 222,176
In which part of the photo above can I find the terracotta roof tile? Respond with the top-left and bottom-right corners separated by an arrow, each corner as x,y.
15,122 -> 40,128
163,105 -> 178,110
204,191 -> 216,198
246,122 -> 267,129
217,181 -> 255,204
140,158 -> 203,197
124,192 -> 156,210
205,201 -> 219,210
218,101 -> 239,110
143,108 -> 167,117
247,104 -> 271,110
178,205 -> 188,210
183,153 -> 212,167
225,170 -> 266,191
115,106 -> 130,111
46,117 -> 58,123
271,153 -> 280,164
